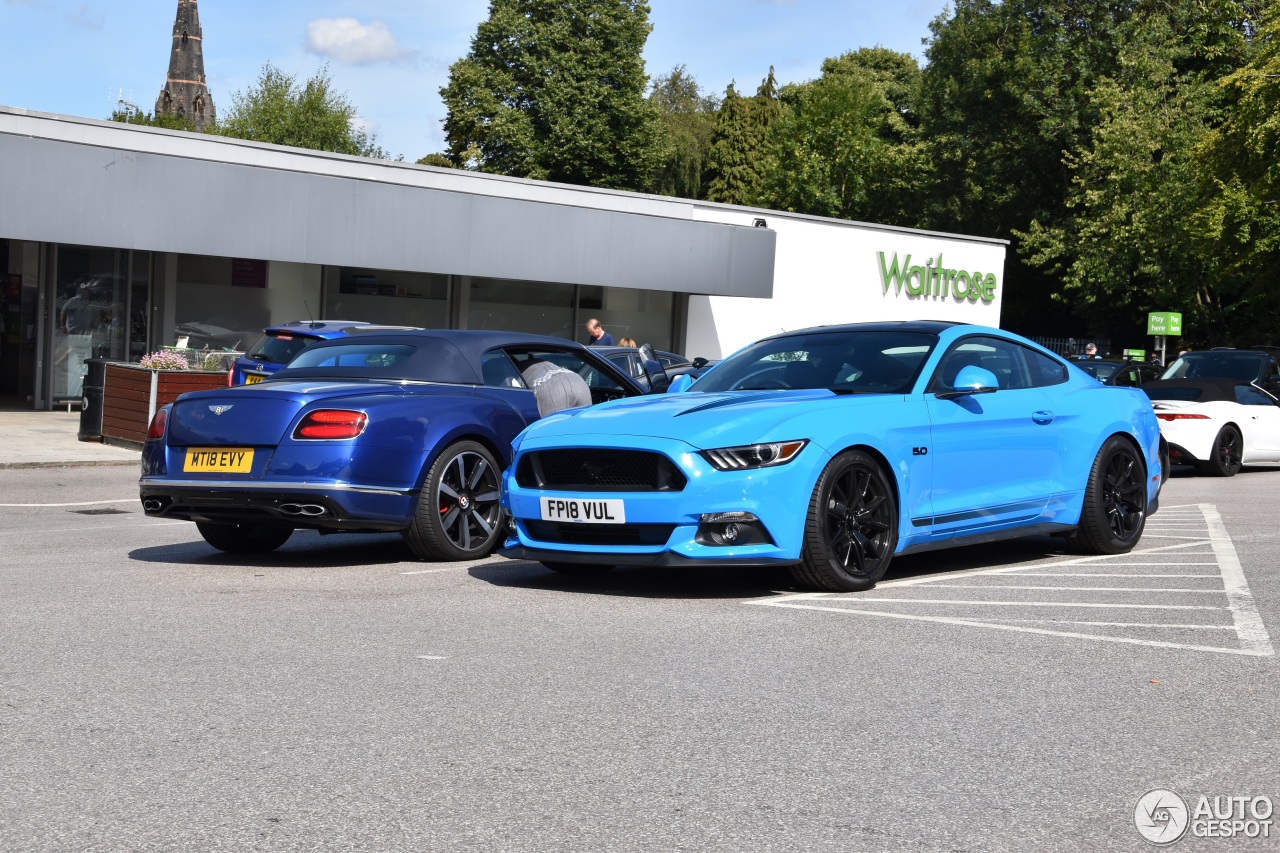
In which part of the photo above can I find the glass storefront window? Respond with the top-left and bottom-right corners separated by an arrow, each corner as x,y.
53,245 -> 127,399
469,277 -> 575,338
325,267 -> 450,329
174,254 -> 268,351
578,285 -> 674,352
129,251 -> 152,360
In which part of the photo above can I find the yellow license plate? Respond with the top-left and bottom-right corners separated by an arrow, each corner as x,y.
184,448 -> 254,473
244,373 -> 266,384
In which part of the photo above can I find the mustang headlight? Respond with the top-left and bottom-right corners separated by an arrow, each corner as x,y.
701,440 -> 808,471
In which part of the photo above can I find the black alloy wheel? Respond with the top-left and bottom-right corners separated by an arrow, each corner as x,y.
404,441 -> 504,561
1068,435 -> 1147,554
791,449 -> 898,592
1200,425 -> 1243,477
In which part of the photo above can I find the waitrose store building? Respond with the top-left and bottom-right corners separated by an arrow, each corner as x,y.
0,106 -> 1005,410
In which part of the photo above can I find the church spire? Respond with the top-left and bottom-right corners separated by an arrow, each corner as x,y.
155,0 -> 216,131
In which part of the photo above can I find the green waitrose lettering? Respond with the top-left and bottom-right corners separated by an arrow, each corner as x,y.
878,251 -> 997,304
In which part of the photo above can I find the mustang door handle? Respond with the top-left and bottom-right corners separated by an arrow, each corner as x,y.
1032,410 -> 1055,425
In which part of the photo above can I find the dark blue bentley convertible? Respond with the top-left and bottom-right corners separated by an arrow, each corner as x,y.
139,329 -> 658,560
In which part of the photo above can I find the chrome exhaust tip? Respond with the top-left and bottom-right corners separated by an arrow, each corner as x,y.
281,503 -> 327,517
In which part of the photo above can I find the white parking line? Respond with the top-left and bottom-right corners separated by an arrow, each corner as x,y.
747,503 -> 1274,657
818,599 -> 1225,609
1203,504 -> 1275,655
0,498 -> 137,507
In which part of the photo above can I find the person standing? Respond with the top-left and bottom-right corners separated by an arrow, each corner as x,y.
585,318 -> 614,346
1077,342 -> 1101,360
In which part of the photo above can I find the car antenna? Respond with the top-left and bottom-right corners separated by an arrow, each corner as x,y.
304,302 -> 317,329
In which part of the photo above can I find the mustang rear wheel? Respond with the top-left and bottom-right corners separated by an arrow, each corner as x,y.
1067,435 -> 1146,554
790,449 -> 898,592
195,522 -> 293,554
404,440 -> 504,561
1199,425 -> 1243,477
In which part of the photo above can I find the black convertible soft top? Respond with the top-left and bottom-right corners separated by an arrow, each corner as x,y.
1141,378 -> 1265,403
266,329 -> 597,386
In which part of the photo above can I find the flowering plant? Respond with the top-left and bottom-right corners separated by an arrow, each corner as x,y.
139,350 -> 191,370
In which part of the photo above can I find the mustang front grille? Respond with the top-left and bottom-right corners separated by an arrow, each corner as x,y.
515,449 -> 687,492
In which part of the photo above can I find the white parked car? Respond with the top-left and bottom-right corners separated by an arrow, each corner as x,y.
1142,378 -> 1280,476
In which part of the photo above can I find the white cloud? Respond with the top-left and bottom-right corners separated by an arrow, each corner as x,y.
305,18 -> 413,66
64,3 -> 103,29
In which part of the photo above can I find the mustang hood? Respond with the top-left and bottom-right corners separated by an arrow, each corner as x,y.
526,389 -> 902,450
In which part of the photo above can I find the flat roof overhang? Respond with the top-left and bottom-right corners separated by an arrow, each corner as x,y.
0,107 -> 775,298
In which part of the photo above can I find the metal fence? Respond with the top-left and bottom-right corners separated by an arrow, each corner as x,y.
1026,336 -> 1112,359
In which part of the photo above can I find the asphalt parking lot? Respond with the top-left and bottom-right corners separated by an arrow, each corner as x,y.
1,463 -> 1277,851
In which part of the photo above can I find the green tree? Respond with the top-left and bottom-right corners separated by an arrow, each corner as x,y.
646,65 -> 717,198
219,63 -> 387,158
1190,5 -> 1280,345
416,153 -> 457,169
919,0 -> 1143,335
703,69 -> 781,205
703,83 -> 752,204
755,48 -> 924,225
439,0 -> 663,190
110,109 -> 204,133
1014,2 -> 1262,345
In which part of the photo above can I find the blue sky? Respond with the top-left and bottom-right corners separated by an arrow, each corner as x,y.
1,0 -> 948,161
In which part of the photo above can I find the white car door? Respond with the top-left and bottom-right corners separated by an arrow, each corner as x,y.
1236,385 -> 1280,456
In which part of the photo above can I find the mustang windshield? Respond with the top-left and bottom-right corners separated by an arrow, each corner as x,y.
694,331 -> 938,394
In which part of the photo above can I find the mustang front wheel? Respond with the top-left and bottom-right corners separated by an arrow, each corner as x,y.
791,449 -> 898,592
1067,435 -> 1146,554
404,440 -> 504,561
195,522 -> 293,554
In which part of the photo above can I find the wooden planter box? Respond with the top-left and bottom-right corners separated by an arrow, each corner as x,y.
102,362 -> 227,447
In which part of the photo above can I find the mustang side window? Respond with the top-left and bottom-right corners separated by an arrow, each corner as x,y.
1022,346 -> 1068,388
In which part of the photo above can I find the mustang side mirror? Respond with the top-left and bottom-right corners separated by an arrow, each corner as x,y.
935,364 -> 999,400
667,374 -> 693,394
638,343 -> 670,393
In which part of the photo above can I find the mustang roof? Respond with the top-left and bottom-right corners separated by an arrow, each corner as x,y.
767,320 -> 964,338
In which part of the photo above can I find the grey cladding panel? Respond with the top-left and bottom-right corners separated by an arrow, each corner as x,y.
0,131 -> 776,297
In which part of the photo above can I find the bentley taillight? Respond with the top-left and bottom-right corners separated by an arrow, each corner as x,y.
293,409 -> 368,440
146,407 -> 168,440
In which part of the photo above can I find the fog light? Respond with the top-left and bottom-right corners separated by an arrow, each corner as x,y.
694,513 -> 773,547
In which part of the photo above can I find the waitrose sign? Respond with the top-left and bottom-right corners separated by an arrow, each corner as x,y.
878,251 -> 998,304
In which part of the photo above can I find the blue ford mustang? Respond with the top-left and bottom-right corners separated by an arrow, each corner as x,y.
500,321 -> 1166,591
140,330 -> 655,560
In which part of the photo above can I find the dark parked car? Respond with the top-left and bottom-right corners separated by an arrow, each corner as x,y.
1159,348 -> 1280,396
229,320 -> 388,385
591,345 -> 689,378
1076,358 -> 1162,387
140,330 -> 654,560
